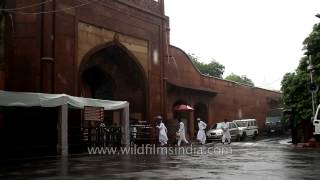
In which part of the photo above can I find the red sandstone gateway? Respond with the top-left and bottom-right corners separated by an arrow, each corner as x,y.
0,0 -> 281,156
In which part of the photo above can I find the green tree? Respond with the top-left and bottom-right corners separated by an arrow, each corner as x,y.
281,23 -> 320,125
225,73 -> 255,86
188,53 -> 225,78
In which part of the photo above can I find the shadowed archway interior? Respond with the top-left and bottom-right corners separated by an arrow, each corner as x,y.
81,44 -> 146,122
172,100 -> 191,137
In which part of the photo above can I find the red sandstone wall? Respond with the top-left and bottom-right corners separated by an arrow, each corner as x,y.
73,0 -> 166,121
6,0 -> 41,92
6,0 -> 281,140
7,0 -> 167,122
166,46 -> 281,133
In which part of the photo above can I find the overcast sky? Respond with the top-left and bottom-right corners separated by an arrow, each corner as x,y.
164,0 -> 320,90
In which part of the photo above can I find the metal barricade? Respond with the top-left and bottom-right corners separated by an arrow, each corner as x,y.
130,124 -> 156,146
83,123 -> 121,147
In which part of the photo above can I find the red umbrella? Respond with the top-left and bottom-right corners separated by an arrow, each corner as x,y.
173,104 -> 194,112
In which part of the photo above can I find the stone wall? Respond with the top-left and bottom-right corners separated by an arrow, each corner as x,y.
165,46 -> 281,140
77,22 -> 149,76
5,0 -> 167,122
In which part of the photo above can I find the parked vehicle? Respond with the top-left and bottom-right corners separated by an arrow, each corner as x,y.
233,119 -> 259,140
206,122 -> 240,142
130,120 -> 156,145
313,104 -> 320,141
265,116 -> 285,135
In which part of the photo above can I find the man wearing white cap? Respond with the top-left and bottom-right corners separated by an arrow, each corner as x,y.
155,116 -> 168,146
177,119 -> 189,146
222,118 -> 231,144
196,117 -> 207,144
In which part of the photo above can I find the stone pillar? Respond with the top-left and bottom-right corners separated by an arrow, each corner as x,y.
40,57 -> 54,92
40,0 -> 55,93
189,111 -> 194,139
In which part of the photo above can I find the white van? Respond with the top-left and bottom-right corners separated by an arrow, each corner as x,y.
233,119 -> 259,140
313,105 -> 320,137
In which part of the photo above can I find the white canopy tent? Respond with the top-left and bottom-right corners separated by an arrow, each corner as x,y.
0,90 -> 130,156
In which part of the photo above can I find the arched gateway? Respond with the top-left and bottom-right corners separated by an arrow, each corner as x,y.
80,42 -> 147,124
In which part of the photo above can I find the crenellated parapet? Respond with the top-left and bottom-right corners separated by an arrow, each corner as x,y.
117,0 -> 164,15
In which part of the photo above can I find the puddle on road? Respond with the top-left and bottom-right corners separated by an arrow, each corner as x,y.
1,138 -> 320,180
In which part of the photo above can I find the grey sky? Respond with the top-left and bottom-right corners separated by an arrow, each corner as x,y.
164,0 -> 320,90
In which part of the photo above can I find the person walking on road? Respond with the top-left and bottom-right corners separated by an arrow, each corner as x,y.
196,117 -> 207,144
155,116 -> 168,146
222,119 -> 231,144
177,119 -> 189,146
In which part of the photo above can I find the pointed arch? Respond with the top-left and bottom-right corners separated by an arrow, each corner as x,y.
79,40 -> 146,78
79,40 -> 148,122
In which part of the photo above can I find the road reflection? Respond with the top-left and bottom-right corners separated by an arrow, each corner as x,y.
1,137 -> 320,179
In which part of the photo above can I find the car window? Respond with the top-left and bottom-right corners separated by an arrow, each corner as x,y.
228,123 -> 235,129
235,121 -> 246,127
229,123 -> 233,129
232,123 -> 237,129
266,117 -> 280,124
211,123 -> 223,129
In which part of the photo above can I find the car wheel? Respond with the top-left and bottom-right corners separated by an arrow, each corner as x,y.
241,132 -> 247,141
236,134 -> 241,142
253,131 -> 258,140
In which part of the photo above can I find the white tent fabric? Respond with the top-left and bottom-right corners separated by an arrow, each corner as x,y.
0,90 -> 129,110
0,90 -> 130,155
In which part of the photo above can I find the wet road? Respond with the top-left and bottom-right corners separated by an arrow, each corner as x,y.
1,137 -> 320,180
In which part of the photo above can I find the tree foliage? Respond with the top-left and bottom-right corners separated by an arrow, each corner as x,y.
225,73 -> 255,86
281,23 -> 320,123
188,53 -> 225,78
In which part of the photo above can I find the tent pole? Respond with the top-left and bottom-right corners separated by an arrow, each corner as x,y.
57,104 -> 68,156
121,106 -> 130,147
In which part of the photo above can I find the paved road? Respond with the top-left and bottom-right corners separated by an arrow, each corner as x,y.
1,137 -> 320,180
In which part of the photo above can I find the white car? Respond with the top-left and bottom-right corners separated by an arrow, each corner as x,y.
206,122 -> 240,142
233,119 -> 259,140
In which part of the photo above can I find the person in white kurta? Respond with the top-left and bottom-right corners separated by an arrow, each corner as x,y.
222,119 -> 231,144
177,120 -> 189,146
196,118 -> 207,144
156,117 -> 168,146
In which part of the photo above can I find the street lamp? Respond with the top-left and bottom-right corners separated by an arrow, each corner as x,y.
307,55 -> 316,116
309,13 -> 320,117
